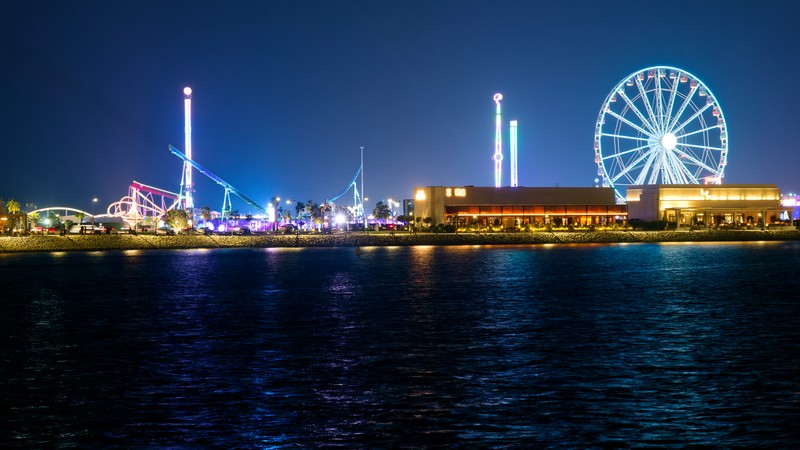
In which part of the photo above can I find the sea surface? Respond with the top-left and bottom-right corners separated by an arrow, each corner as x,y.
1,242 -> 800,448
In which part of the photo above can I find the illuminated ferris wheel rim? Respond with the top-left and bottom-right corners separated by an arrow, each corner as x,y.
594,65 -> 729,202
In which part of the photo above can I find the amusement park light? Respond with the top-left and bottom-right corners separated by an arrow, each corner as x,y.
661,132 -> 677,151
493,93 -> 503,188
183,87 -> 192,96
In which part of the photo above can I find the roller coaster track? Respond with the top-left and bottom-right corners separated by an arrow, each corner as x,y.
325,165 -> 363,219
169,145 -> 265,215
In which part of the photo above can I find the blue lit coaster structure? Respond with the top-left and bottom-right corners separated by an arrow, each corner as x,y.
325,164 -> 364,223
169,145 -> 266,218
594,66 -> 729,203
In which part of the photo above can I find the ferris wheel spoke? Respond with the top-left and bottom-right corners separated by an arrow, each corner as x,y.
666,150 -> 694,184
655,72 -> 665,131
605,111 -> 655,138
616,91 -> 658,135
674,146 -> 720,174
602,143 -> 651,159
634,76 -> 660,135
636,153 -> 664,184
676,124 -> 720,139
601,129 -> 650,142
664,73 -> 680,132
679,142 -> 726,152
671,102 -> 712,135
667,82 -> 698,130
611,146 -> 658,184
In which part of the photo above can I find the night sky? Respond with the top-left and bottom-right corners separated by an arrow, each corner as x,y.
2,1 -> 799,214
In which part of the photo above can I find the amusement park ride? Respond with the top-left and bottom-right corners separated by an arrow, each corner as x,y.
324,163 -> 365,224
593,65 -> 729,203
100,86 -> 270,227
52,64 -> 731,228
95,86 -> 363,229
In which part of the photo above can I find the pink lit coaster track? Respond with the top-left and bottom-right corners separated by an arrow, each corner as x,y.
106,181 -> 183,227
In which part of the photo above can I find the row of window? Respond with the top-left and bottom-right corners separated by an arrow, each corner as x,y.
445,205 -> 627,215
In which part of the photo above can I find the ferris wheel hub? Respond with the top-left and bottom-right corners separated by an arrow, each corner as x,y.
661,133 -> 677,151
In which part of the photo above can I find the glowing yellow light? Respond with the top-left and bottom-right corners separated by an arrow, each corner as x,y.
454,188 -> 466,197
415,190 -> 426,201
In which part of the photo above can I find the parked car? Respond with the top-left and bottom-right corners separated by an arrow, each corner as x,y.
32,225 -> 60,234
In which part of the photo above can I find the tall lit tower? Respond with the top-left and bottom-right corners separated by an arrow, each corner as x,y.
509,120 -> 518,187
182,86 -> 194,210
493,93 -> 503,188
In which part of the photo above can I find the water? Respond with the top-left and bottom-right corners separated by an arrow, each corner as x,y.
2,242 -> 800,448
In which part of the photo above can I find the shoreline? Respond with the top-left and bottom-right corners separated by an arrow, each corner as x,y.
2,229 -> 800,254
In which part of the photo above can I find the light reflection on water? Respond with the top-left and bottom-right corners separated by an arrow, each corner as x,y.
0,243 -> 799,447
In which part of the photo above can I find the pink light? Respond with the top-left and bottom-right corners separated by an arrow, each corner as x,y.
183,87 -> 194,209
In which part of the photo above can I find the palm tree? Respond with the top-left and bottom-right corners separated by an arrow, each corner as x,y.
28,211 -> 41,230
75,212 -> 86,224
6,199 -> 21,214
373,201 -> 391,222
200,205 -> 212,223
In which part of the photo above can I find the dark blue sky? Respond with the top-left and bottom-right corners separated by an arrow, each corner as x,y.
2,1 -> 799,214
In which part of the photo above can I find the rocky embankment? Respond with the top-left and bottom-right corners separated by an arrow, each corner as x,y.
1,229 -> 799,254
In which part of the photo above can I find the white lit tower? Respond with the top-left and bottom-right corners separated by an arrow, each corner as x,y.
493,93 -> 503,188
181,87 -> 194,210
510,119 -> 518,187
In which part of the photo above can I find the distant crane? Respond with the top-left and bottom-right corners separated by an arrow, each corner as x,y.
168,145 -> 265,217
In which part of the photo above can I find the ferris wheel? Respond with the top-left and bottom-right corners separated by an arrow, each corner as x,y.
594,65 -> 729,203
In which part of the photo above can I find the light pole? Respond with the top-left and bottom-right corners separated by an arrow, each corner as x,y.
274,196 -> 281,234
285,199 -> 293,227
92,197 -> 98,226
360,146 -> 366,234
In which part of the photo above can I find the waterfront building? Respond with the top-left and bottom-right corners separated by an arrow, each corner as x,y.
626,184 -> 791,228
412,186 -> 626,230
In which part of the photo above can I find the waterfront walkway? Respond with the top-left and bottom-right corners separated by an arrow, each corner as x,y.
2,229 -> 799,253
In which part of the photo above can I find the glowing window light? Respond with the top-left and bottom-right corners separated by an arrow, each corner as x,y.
415,189 -> 427,201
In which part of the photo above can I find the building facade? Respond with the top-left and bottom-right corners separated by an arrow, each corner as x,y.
626,184 -> 790,227
412,186 -> 626,230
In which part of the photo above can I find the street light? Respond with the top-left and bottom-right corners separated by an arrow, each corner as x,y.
273,196 -> 281,233
360,146 -> 365,234
92,197 -> 98,225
